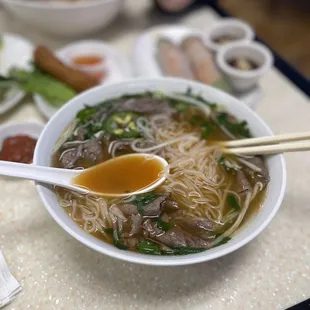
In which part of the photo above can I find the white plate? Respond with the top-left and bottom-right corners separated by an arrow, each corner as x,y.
34,94 -> 58,120
132,25 -> 262,109
0,33 -> 34,114
34,40 -> 133,120
0,121 -> 44,147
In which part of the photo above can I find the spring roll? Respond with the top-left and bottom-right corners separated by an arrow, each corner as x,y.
34,46 -> 99,93
181,36 -> 228,88
156,38 -> 194,79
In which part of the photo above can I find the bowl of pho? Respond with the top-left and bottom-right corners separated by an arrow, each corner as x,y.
33,78 -> 286,266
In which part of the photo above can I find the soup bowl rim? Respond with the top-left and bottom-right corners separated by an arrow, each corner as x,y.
33,77 -> 286,266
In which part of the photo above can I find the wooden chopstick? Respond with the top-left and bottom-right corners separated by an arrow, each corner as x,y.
221,131 -> 310,147
222,140 -> 310,155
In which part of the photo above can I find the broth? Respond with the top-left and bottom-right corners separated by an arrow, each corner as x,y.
72,154 -> 165,195
52,91 -> 269,255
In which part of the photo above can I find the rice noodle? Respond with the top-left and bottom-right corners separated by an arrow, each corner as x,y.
108,140 -> 133,158
130,134 -> 199,153
55,187 -> 112,235
212,191 -> 253,246
55,101 -> 266,250
59,147 -> 76,161
237,157 -> 262,172
62,140 -> 89,148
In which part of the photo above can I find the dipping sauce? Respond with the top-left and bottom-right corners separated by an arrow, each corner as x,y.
0,135 -> 36,163
212,35 -> 239,45
72,55 -> 103,66
71,54 -> 105,81
228,57 -> 259,71
72,154 -> 165,195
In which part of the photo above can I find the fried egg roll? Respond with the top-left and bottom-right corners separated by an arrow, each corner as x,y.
34,46 -> 99,93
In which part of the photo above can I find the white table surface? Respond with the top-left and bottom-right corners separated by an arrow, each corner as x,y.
0,1 -> 310,310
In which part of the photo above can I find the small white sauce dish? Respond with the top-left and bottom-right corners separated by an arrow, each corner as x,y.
60,42 -> 107,82
0,121 -> 44,146
204,18 -> 254,53
216,41 -> 274,93
58,40 -> 132,84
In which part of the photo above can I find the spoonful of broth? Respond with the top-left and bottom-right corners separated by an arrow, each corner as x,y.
0,153 -> 168,197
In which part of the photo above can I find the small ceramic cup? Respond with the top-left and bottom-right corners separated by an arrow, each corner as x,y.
204,18 -> 255,53
60,41 -> 108,81
216,41 -> 274,92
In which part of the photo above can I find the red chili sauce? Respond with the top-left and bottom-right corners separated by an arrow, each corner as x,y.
72,55 -> 103,66
0,135 -> 37,164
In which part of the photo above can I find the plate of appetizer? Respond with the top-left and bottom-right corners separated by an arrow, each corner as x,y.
132,25 -> 271,109
35,41 -> 133,119
1,40 -> 133,120
0,33 -> 34,114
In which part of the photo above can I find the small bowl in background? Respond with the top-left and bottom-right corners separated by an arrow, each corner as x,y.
216,41 -> 274,92
60,41 -> 108,82
0,121 -> 44,147
0,121 -> 44,167
1,0 -> 123,37
0,33 -> 34,115
204,18 -> 254,53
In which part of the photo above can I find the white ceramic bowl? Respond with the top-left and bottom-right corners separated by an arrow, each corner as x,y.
33,78 -> 286,266
204,18 -> 254,53
216,41 -> 274,92
1,0 -> 123,37
0,121 -> 44,146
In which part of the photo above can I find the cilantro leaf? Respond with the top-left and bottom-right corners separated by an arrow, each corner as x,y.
137,241 -> 161,255
217,112 -> 251,138
76,106 -> 97,124
201,121 -> 212,138
132,193 -> 164,214
157,219 -> 173,231
103,228 -> 113,235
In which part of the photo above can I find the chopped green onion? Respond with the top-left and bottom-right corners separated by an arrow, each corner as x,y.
201,121 -> 212,138
103,228 -> 113,235
227,194 -> 240,210
112,228 -> 128,250
104,112 -> 140,139
137,241 -> 161,255
214,236 -> 231,247
217,112 -> 251,138
76,106 -> 97,124
114,240 -> 128,250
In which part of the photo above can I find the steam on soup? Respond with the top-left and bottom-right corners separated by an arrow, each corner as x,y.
52,91 -> 269,255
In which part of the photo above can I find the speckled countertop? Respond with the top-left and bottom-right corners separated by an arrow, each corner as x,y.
0,2 -> 309,310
